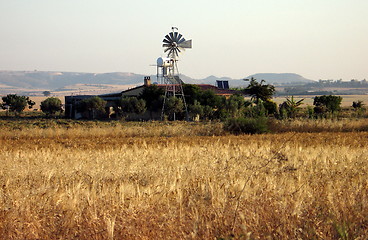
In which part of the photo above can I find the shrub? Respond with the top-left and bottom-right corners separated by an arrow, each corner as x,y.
352,100 -> 364,109
224,117 -> 269,134
313,95 -> 342,114
40,97 -> 63,116
263,100 -> 278,116
244,102 -> 267,118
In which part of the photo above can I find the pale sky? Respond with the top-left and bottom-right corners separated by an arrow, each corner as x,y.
1,0 -> 367,81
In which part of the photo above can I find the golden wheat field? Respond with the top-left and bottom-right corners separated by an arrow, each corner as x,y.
0,121 -> 367,239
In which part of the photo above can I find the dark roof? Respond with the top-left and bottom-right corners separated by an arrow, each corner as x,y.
66,83 -> 240,101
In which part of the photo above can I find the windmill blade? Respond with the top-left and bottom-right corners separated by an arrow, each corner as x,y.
178,39 -> 192,48
177,36 -> 186,44
170,49 -> 177,57
164,34 -> 173,43
169,32 -> 174,41
163,38 -> 172,44
165,49 -> 171,56
174,49 -> 179,57
163,43 -> 171,48
173,32 -> 179,42
177,33 -> 183,42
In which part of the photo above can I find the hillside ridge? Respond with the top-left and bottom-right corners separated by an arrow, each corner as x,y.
0,71 -> 315,95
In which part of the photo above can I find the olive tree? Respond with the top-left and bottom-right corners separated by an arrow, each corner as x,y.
40,97 -> 63,116
164,96 -> 184,120
79,96 -> 107,119
1,94 -> 35,116
118,97 -> 146,118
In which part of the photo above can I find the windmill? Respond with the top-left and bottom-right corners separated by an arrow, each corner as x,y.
157,27 -> 192,120
163,28 -> 192,59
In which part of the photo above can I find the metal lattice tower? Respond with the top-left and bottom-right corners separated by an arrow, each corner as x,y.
157,27 -> 192,120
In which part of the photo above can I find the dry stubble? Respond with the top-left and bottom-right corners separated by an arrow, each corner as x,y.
0,126 -> 367,239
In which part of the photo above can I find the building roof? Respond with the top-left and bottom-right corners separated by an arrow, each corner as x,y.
66,83 -> 241,100
154,84 -> 239,96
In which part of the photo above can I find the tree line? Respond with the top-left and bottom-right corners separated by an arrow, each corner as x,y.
1,79 -> 366,124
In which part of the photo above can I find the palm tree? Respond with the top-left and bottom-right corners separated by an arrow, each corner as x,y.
242,77 -> 275,104
281,96 -> 304,118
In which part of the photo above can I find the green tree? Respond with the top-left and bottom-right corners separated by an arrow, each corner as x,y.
164,96 -> 184,120
352,100 -> 365,117
188,100 -> 204,121
183,84 -> 202,105
139,85 -> 165,117
40,97 -> 63,116
244,100 -> 267,118
198,90 -> 224,108
42,91 -> 51,97
313,95 -> 342,115
225,94 -> 245,118
279,96 -> 304,118
242,77 -> 275,104
79,96 -> 107,119
202,105 -> 215,120
197,89 -> 226,120
118,97 -> 146,118
352,100 -> 364,110
1,94 -> 35,116
263,100 -> 278,116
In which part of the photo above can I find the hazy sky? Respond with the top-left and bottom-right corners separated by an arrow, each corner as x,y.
1,0 -> 367,80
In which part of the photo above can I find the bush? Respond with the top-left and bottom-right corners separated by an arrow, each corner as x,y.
244,102 -> 267,118
224,117 -> 269,134
41,97 -> 63,116
313,95 -> 342,114
263,100 -> 278,116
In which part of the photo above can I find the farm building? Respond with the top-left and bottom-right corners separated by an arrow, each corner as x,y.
64,77 -> 239,119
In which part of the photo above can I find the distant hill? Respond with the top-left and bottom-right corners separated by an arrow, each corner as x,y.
183,73 -> 315,88
0,71 -> 315,95
0,71 -> 145,89
245,73 -> 315,84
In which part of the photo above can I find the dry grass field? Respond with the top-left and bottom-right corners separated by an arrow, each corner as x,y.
272,95 -> 368,107
0,121 -> 367,239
